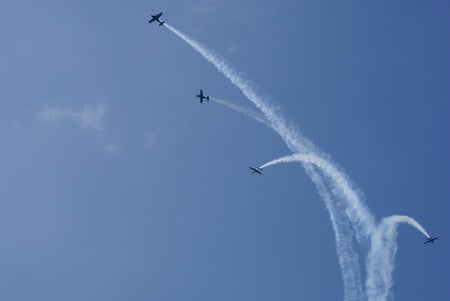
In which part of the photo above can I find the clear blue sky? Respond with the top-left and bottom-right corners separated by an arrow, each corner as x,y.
1,0 -> 449,300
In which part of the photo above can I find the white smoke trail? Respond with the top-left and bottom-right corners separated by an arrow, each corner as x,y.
260,153 -> 376,238
165,23 -> 313,154
309,168 -> 365,301
365,215 -> 429,301
260,154 -> 431,242
210,97 -> 271,128
165,23 -> 366,300
260,154 -> 430,300
385,215 -> 429,238
164,23 -> 431,300
210,97 -> 365,299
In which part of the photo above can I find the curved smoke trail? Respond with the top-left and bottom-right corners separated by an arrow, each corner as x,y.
165,24 -> 313,154
260,153 -> 376,239
260,154 -> 430,300
165,23 -> 366,299
163,24 -> 430,300
209,97 -> 365,300
208,98 -> 430,299
365,215 -> 429,301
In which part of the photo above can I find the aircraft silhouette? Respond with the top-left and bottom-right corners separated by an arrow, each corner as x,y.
196,89 -> 210,103
424,236 -> 439,244
249,167 -> 262,175
149,12 -> 165,26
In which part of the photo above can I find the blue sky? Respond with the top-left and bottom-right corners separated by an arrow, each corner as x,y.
1,0 -> 449,300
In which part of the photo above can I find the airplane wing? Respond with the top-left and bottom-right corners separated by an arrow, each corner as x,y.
424,238 -> 436,244
249,167 -> 261,174
149,13 -> 163,23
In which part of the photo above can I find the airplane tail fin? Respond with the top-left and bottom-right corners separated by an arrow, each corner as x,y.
206,96 -> 210,101
159,21 -> 165,26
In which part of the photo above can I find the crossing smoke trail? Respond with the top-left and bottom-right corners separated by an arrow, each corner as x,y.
165,24 -> 314,154
164,24 -> 430,300
260,154 -> 430,301
209,96 -> 365,300
165,23 -> 365,300
365,215 -> 430,301
260,154 -> 376,240
260,156 -> 430,240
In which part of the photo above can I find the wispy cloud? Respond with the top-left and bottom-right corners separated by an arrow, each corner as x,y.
38,104 -> 106,132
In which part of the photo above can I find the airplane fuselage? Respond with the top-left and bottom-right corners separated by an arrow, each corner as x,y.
249,167 -> 262,174
196,90 -> 209,103
149,12 -> 165,26
424,237 -> 439,244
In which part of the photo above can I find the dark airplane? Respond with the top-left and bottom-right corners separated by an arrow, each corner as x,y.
249,167 -> 262,175
424,236 -> 439,244
148,12 -> 165,26
196,89 -> 210,103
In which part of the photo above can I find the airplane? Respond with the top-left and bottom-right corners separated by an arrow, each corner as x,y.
196,89 -> 210,103
148,12 -> 165,26
249,166 -> 262,175
424,236 -> 439,244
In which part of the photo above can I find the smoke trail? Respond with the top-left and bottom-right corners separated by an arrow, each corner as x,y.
210,96 -> 365,299
261,154 -> 430,300
165,23 -> 365,300
260,153 -> 431,242
260,153 -> 376,238
210,94 -> 373,299
309,168 -> 365,301
164,23 -> 431,300
365,215 -> 429,301
165,23 -> 313,154
384,215 -> 429,238
210,97 -> 271,128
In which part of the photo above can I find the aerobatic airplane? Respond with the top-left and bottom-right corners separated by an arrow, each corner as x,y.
249,167 -> 263,175
196,89 -> 210,103
148,12 -> 165,26
424,236 -> 439,244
